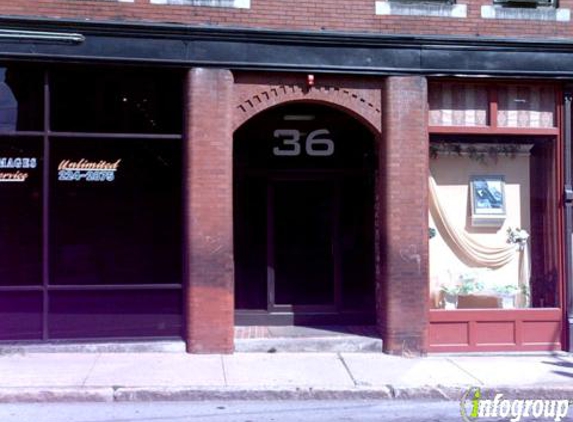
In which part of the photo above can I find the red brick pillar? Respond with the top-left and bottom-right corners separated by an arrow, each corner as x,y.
378,76 -> 429,355
184,68 -> 235,353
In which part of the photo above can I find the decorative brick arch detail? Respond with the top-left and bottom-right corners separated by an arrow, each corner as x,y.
233,84 -> 382,134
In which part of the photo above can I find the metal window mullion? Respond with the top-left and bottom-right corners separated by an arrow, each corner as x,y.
42,70 -> 51,341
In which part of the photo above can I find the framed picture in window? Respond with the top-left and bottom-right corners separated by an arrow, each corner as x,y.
470,175 -> 507,227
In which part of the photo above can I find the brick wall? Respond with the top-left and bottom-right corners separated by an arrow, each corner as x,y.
1,0 -> 572,39
379,76 -> 429,355
234,72 -> 432,353
184,68 -> 235,353
233,72 -> 383,132
183,69 -> 432,355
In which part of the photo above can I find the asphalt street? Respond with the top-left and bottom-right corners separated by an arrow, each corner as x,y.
0,400 -> 506,422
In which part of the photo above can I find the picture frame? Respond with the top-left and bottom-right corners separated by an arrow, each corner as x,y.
469,175 -> 507,227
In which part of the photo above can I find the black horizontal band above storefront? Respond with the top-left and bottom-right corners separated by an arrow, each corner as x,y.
1,16 -> 573,77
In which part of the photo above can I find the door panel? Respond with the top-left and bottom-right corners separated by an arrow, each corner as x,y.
271,180 -> 335,308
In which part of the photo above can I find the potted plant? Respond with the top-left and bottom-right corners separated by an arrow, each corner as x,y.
459,281 -> 485,296
494,284 -> 519,309
440,285 -> 460,309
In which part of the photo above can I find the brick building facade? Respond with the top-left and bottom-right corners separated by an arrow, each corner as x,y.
0,0 -> 571,353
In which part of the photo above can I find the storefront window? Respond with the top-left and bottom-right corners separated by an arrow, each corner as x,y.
0,66 -> 44,132
49,290 -> 182,339
50,68 -> 182,134
429,138 -> 560,310
0,64 -> 184,342
0,137 -> 42,286
50,138 -> 181,286
0,292 -> 43,340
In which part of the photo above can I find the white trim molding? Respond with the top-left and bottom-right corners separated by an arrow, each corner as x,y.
376,1 -> 467,18
150,0 -> 250,8
481,5 -> 570,21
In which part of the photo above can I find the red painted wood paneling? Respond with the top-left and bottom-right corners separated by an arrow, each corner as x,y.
475,321 -> 516,346
522,321 -> 562,346
428,309 -> 562,352
429,322 -> 469,347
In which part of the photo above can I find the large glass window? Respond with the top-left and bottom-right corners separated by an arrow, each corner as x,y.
49,290 -> 182,339
0,292 -> 43,340
0,64 -> 184,342
1,65 -> 44,132
0,137 -> 43,287
50,68 -> 182,134
50,138 -> 182,286
429,137 -> 560,310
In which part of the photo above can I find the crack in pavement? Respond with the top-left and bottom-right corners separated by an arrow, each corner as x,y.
337,353 -> 358,387
81,353 -> 102,387
446,358 -> 484,386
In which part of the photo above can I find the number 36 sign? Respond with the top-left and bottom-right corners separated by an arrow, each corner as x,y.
272,129 -> 334,157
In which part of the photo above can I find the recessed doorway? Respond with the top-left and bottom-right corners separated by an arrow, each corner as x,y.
234,103 -> 376,325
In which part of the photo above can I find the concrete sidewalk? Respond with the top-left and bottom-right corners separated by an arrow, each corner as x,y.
0,349 -> 572,403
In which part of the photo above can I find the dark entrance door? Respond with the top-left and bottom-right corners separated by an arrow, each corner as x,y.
270,179 -> 337,310
234,103 -> 376,325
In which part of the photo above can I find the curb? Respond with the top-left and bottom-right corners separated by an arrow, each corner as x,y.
1,385 -> 572,403
0,388 -> 113,403
114,387 -> 393,401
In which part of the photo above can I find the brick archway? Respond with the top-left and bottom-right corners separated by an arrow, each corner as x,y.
184,69 -> 428,355
233,79 -> 383,136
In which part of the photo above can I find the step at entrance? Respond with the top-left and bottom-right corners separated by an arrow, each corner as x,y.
234,326 -> 382,353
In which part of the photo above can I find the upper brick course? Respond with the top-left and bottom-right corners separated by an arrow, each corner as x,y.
1,0 -> 573,39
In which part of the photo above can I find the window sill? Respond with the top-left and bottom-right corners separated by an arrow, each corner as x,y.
375,1 -> 468,18
481,5 -> 570,21
149,0 -> 250,9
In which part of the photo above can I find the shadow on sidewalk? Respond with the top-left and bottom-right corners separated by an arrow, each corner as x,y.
542,353 -> 573,379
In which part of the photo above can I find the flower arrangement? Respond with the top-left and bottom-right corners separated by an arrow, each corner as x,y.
439,272 -> 485,297
439,274 -> 486,309
507,227 -> 529,249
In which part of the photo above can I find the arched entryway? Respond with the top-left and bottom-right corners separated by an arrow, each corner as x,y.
233,102 -> 377,325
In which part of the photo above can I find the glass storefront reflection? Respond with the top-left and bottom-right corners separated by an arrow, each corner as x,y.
50,138 -> 182,286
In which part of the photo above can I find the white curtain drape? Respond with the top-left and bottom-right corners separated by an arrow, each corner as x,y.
429,175 -> 530,294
